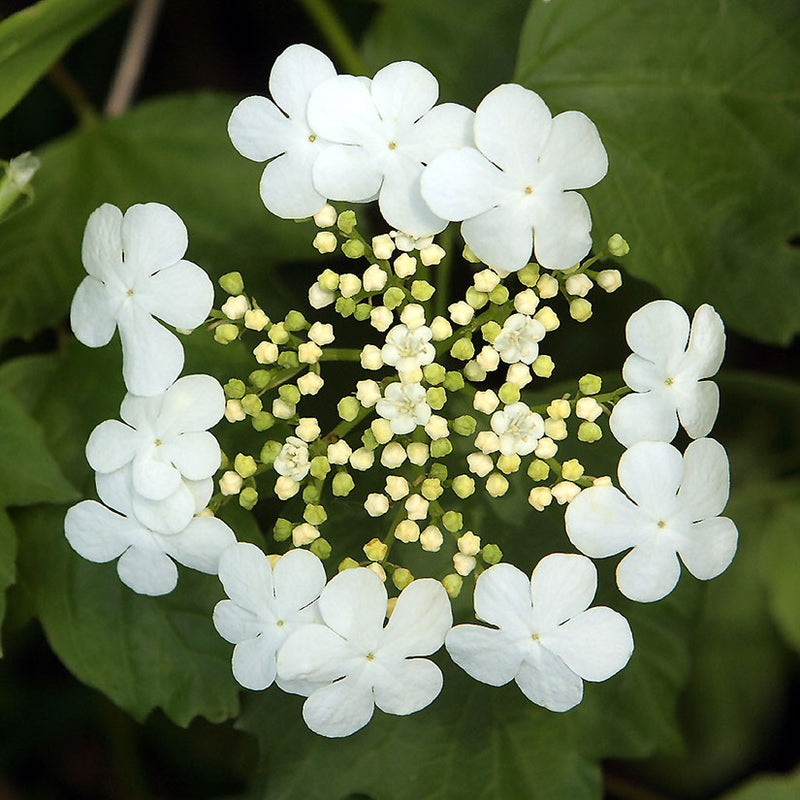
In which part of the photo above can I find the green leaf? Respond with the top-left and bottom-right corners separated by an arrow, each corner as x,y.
0,509 -> 16,655
516,0 -> 800,344
720,767 -> 800,800
0,0 -> 126,120
0,91 -> 317,344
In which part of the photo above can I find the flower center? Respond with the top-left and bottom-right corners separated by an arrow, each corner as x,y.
388,141 -> 397,150
524,186 -> 533,195
277,620 -> 285,627
126,288 -> 134,296
366,652 -> 375,661
308,134 -> 317,143
664,376 -> 674,386
657,520 -> 666,528
154,438 -> 163,447
531,632 -> 540,642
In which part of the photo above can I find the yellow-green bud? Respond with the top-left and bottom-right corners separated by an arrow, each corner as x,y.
392,567 -> 414,591
342,238 -> 365,259
339,557 -> 360,572
310,538 -> 331,559
578,421 -> 603,442
443,371 -> 465,392
283,310 -> 307,332
430,438 -> 452,458
426,387 -> 447,410
335,297 -> 355,317
310,456 -> 331,479
497,454 -> 521,474
273,518 -> 293,541
561,459 -> 585,482
259,440 -> 282,466
423,363 -> 446,385
249,369 -> 271,390
579,374 -> 602,395
462,243 -> 481,263
451,415 -> 477,437
332,471 -> 355,496
214,323 -> 239,344
463,360 -> 487,383
224,379 -> 246,399
532,355 -> 555,378
252,411 -> 275,431
241,394 -> 262,415
517,263 -> 540,286
278,384 -> 301,405
363,538 -> 388,562
443,573 -> 463,599
489,285 -> 509,305
527,459 -> 550,481
421,478 -> 443,501
239,487 -> 258,510
277,351 -> 300,369
337,209 -> 357,234
607,233 -> 630,257
569,298 -> 592,322
304,503 -> 327,525
318,268 -> 339,292
301,484 -> 317,504
483,544 -> 503,565
219,271 -> 244,295
442,510 -> 463,533
234,453 -> 257,478
361,429 -> 378,450
411,280 -> 435,301
498,382 -> 520,405
466,287 -> 488,309
265,323 -> 286,345
337,396 -> 360,421
383,287 -> 405,309
452,474 -> 475,498
481,321 -> 501,343
354,303 -> 371,321
427,463 -> 447,482
450,338 -> 475,361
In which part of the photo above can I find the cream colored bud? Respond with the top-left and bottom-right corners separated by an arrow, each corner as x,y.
356,379 -> 381,408
427,317 -> 451,344
569,298 -> 592,322
420,243 -> 445,266
371,234 -> 395,260
370,306 -> 393,332
399,365 -> 423,383
544,417 -> 568,440
593,476 -> 613,487
534,307 -> 560,331
349,447 -> 375,471
546,399 -> 571,420
297,372 -> 324,395
536,274 -> 559,299
339,273 -> 362,298
394,520 -> 420,543
506,363 -> 532,388
534,437 -> 558,459
244,308 -> 269,331
486,471 -> 509,497
404,494 -> 429,521
371,418 -> 394,444
400,303 -> 426,329
275,476 -> 300,500
225,399 -> 246,423
385,475 -> 409,501
470,269 -> 498,293
253,341 -> 278,364
313,203 -> 337,228
448,301 -> 474,326
271,398 -> 295,420
513,288 -> 539,314
308,282 -> 335,309
528,486 -> 552,511
597,269 -> 622,293
386,596 -> 398,617
364,493 -> 390,517
466,451 -> 493,477
552,481 -> 581,505
453,553 -> 477,577
457,531 -> 481,556
381,441 -> 407,468
394,253 -> 417,278
327,439 -> 352,465
222,294 -> 248,320
474,430 -> 500,454
561,459 -> 585,482
367,562 -> 387,581
295,417 -> 321,443
219,470 -> 243,495
473,390 -> 500,415
308,322 -> 335,345
476,345 -> 500,372
424,414 -> 449,440
566,273 -> 593,297
292,522 -> 320,546
576,397 -> 603,421
360,344 -> 383,370
298,341 -> 322,364
420,525 -> 443,552
406,442 -> 429,466
363,264 -> 389,292
313,231 -> 337,254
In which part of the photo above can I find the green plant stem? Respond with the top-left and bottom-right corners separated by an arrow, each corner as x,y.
49,62 -> 98,125
433,226 -> 455,319
296,0 -> 367,75
319,348 -> 363,362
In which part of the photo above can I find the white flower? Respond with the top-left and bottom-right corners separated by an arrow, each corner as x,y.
307,61 -> 474,236
64,469 -> 235,596
376,382 -> 432,435
493,313 -> 546,364
274,436 -> 311,481
213,543 -> 326,692
277,568 -> 452,737
381,324 -> 435,377
86,375 -> 223,503
490,402 -> 545,456
228,44 -> 337,218
446,554 -> 633,711
565,438 -> 738,603
421,84 -> 607,272
609,301 -> 725,447
70,203 -> 214,396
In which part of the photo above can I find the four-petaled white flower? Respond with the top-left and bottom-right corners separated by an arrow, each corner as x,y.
228,44 -> 337,218
376,382 -> 432,435
70,203 -> 214,396
274,436 -> 311,481
277,568 -> 452,737
421,84 -> 607,272
85,374 -> 224,503
381,323 -> 435,377
65,468 -> 236,596
565,438 -> 738,603
213,543 -> 327,692
610,300 -> 725,447
490,402 -> 545,456
446,554 -> 633,711
493,313 -> 546,364
307,61 -> 474,236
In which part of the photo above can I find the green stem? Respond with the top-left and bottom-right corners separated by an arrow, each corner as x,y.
49,62 -> 99,125
433,226 -> 455,319
296,0 -> 367,75
319,348 -> 363,362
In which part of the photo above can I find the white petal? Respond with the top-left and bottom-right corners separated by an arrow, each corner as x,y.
565,485 -> 645,557
372,657 -> 442,715
473,562 -> 533,634
117,304 -> 184,396
616,541 -> 682,602
232,635 -> 279,690
420,147 -> 505,221
461,204 -> 533,273
302,674 -> 375,737
138,260 -> 213,330
186,477 -> 212,514
228,95 -> 291,161
70,277 -> 118,348
161,431 -> 220,481
372,61 -> 438,125
530,553 -> 597,631
307,75 -> 380,145
81,203 -> 123,280
120,392 -> 163,430
681,304 -> 725,380
272,548 -> 327,616
381,578 -> 452,658
159,516 -> 236,573
609,392 -> 679,448
676,381 -> 719,439
312,144 -> 383,203
95,467 -> 135,517
404,103 -> 475,163
85,419 -> 141,473
260,147 -> 329,219
531,191 -> 592,270
379,157 -> 446,237
121,203 -> 188,276
117,545 -> 178,596
677,438 -> 730,520
541,606 -> 633,682
618,441 -> 683,511
538,110 -> 608,190
130,480 -> 195,534
132,448 -> 181,500
626,300 -> 690,366
474,84 -> 552,175
677,517 -> 738,581
319,568 -> 387,651
622,353 -> 663,393
213,599 -> 263,643
445,625 -> 523,686
158,374 -> 225,434
515,644 -> 583,712
269,43 -> 336,121
218,542 -> 273,613
64,500 -> 136,562
278,624 -> 360,684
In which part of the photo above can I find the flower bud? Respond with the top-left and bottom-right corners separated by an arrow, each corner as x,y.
371,234 -> 395,260
293,523 -> 320,546
473,269 -> 500,293
594,476 -> 613,487
429,316 -> 452,340
225,378 -> 246,399
426,386 -> 446,410
304,503 -> 328,525
313,203 -> 337,227
337,209 -> 357,234
579,374 -> 602,395
532,355 -> 555,378
381,441 -> 407,468
313,231 -> 337,254
496,454 -> 521,474
498,382 -> 520,405
363,538 -> 388,562
561,459 -> 585,482
368,563 -> 387,581
335,274 -> 359,299
448,301 -> 474,326
364,493 -> 390,517
258,440 -> 282,466
578,421 -> 603,442
607,233 -> 630,257
278,384 -> 301,405
360,344 -> 383,370
297,372 -> 324,395
488,284 -> 509,305
424,414 -> 449,440
308,282 -> 335,309
569,298 -> 592,322
534,437 -> 558,459
298,341 -> 322,364
394,253 -> 417,278
338,556 -> 360,571
430,438 -> 452,458
527,459 -> 550,481
295,417 -> 321,442
536,274 -> 559,299
420,243 -> 445,266
310,456 -> 330,480
475,345 -> 500,373
463,360 -> 487,382
371,419 -> 393,446
473,389 -> 499,415
546,399 -> 571,420
421,478 -> 443,501
307,322 -> 334,346
411,280 -> 435,302
566,273 -> 593,298
405,494 -> 429,521
252,411 -> 275,431
528,486 -> 552,510
367,305 -> 391,332
275,476 -> 300,500
481,321 -> 501,343
253,341 -> 278,364
214,323 -> 239,344
349,447 -> 374,471
400,303 -> 426,329
452,554 -> 476,577
385,475 -> 409,501
332,471 -> 355,496
219,470 -> 243,496
406,442 -> 429,466
420,525 -> 443,552
324,440 -> 351,466
225,399 -> 246,422
273,518 -> 293,541
244,308 -> 269,331
241,392 -> 263,416
268,322 -> 290,344
596,269 -> 622,293
544,417 -> 568,441
513,288 -> 539,314
466,452 -> 493,477
392,567 -> 414,591
362,264 -> 388,293
466,287 -> 488,310
442,510 -> 463,532
222,295 -> 249,320
533,307 -> 559,331
451,415 -> 477,436
517,263 -> 539,286
219,271 -> 244,295
335,397 -> 359,424
486,471 -> 509,497
443,573 -> 463,599
506,362 -> 532,388
481,544 -> 503,565
443,371 -> 465,392
458,531 -> 481,556
310,538 -> 332,560
552,481 -> 581,505
576,397 -> 602,421
452,474 -> 475,498
382,287 -> 405,310
429,463 -> 448,481
392,520 -> 419,543
278,351 -> 300,370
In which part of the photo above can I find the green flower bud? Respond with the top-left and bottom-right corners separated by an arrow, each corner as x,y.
277,351 -> 300,369
361,429 -> 378,450
338,556 -> 360,571
224,379 -> 246,399
462,245 -> 480,264
578,421 -> 603,442
426,386 -> 447,410
259,440 -> 282,466
421,478 -> 443,501
249,369 -> 271,390
318,268 -> 340,291
517,263 -> 540,287
354,303 -> 371,321
278,384 -> 301,405
302,484 -> 318,504
569,298 -> 592,322
411,280 -> 435,301
337,209 -> 357,234
383,287 -> 405,310
527,459 -> 550,481
489,284 -> 509,305
241,393 -> 263,415
341,238 -> 365,259
251,411 -> 275,431
310,456 -> 331,480
450,338 -> 475,361
273,518 -> 293,541
429,462 -> 448,482
430,438 -> 452,458
579,373 -> 602,395
481,543 -> 503,565
607,233 -> 630,257
310,538 -> 332,560
466,287 -> 488,309
284,310 -> 308,331
335,297 -> 356,317
363,538 -> 388,562
451,474 -> 475,499
234,453 -> 257,478
443,370 -> 465,392
498,382 -> 520,405
443,573 -> 463,598
442,510 -> 463,533
337,396 -> 360,421
219,450 -> 230,470
304,503 -> 328,525
219,271 -> 244,295
451,415 -> 477,436
481,321 -> 501,343
332,471 -> 355,496
496,454 -> 521,474
267,322 -> 289,345
239,487 -> 258,510
392,567 -> 414,591
532,355 -> 555,378
422,363 -> 445,385
214,323 -> 239,344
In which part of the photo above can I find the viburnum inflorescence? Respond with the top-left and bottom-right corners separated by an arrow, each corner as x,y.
63,43 -> 738,738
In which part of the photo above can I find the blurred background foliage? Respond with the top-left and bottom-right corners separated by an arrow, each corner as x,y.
0,0 -> 798,798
